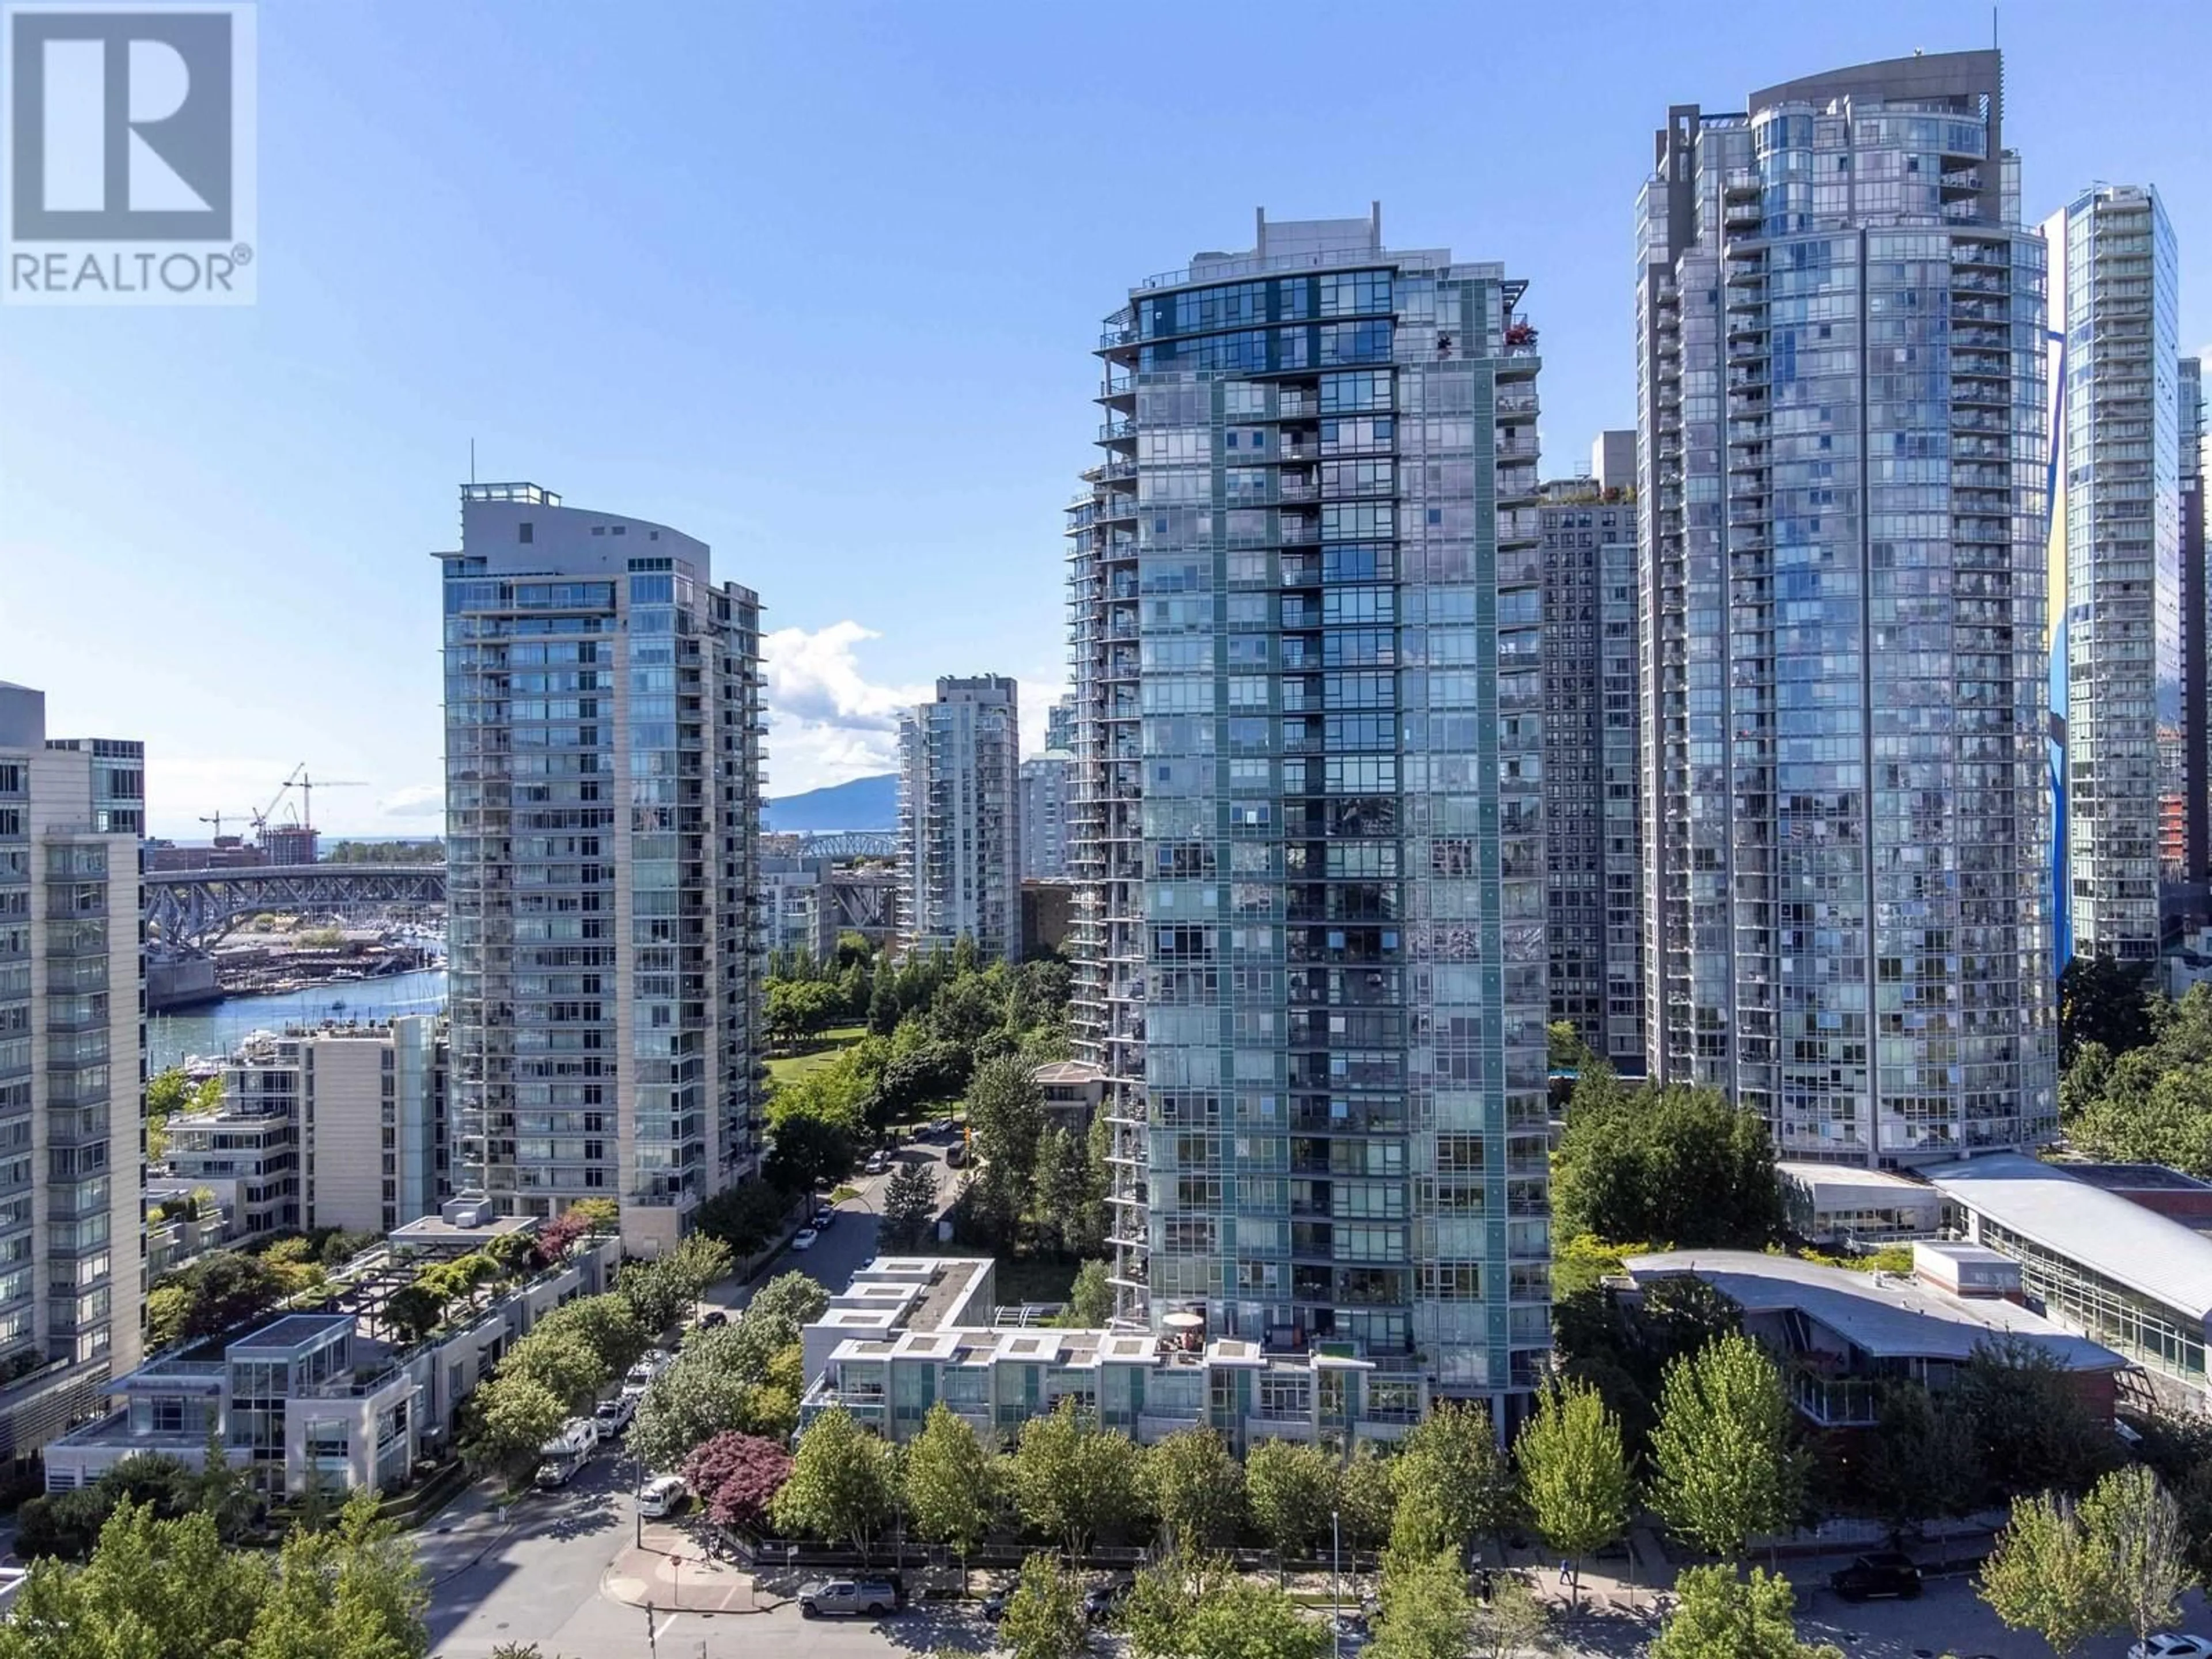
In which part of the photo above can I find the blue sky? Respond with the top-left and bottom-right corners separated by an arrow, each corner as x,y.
5,0 -> 2209,836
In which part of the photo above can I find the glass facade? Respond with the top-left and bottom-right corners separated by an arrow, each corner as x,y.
898,676 -> 1021,959
440,486 -> 764,1252
0,687 -> 142,1458
1066,212 -> 1550,1421
2044,185 -> 2181,962
1540,487 -> 1646,1073
1637,52 -> 2058,1165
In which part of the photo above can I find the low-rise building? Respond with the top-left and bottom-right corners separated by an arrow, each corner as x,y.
800,1257 -> 1427,1452
1775,1162 -> 1945,1249
1031,1060 -> 1104,1136
1926,1152 -> 2212,1409
1621,1247 -> 2125,1429
2059,1161 -> 2212,1226
45,1233 -> 619,1497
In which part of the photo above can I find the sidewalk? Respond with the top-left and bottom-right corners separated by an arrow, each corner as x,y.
415,1477 -> 523,1586
600,1521 -> 783,1615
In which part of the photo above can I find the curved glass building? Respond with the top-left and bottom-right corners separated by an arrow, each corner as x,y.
1635,51 -> 2058,1164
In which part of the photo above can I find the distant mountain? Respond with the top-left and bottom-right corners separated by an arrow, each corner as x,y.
765,772 -> 898,834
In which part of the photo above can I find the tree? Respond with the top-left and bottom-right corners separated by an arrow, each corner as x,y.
1514,1380 -> 1631,1604
1245,1439 -> 1338,1566
2059,952 -> 2154,1068
1953,1337 -> 2118,1503
1336,1441 -> 1398,1551
1369,1548 -> 1473,1659
1013,1397 -> 1143,1553
496,1327 -> 603,1414
999,1551 -> 1089,1659
153,1250 -> 290,1346
1388,1401 -> 1516,1561
1064,1260 -> 1113,1327
1978,1491 -> 2113,1657
764,1111 -> 856,1196
628,1318 -> 804,1471
1552,1270 -> 1741,1460
1123,1553 -> 1238,1659
771,1406 -> 896,1558
382,1283 -> 445,1347
1859,1382 -> 1981,1545
1468,1575 -> 1552,1659
1647,1332 -> 1801,1558
1553,1082 -> 1782,1250
881,1160 -> 941,1250
748,1269 -> 831,1331
695,1179 -> 793,1259
868,972 -> 900,1037
2080,1464 -> 2196,1649
1142,1429 -> 1245,1551
530,1293 -> 649,1385
681,1431 -> 793,1529
248,1488 -> 430,1659
1651,1565 -> 1838,1659
1178,1578 -> 1332,1659
1033,1127 -> 1093,1256
903,1403 -> 996,1565
0,1501 -> 272,1659
464,1374 -> 565,1480
967,1054 -> 1047,1195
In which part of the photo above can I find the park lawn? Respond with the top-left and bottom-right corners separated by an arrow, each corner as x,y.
991,1257 -> 1079,1306
766,1023 -> 869,1088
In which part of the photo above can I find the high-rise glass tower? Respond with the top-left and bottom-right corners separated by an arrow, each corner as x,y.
2181,356 -> 2209,912
1540,448 -> 1645,1075
0,684 -> 143,1456
1067,209 -> 1550,1418
2043,185 -> 2180,962
1636,52 -> 2057,1164
898,675 -> 1021,960
438,484 -> 766,1257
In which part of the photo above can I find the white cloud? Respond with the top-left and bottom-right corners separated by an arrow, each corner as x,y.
377,784 -> 444,820
763,621 -> 933,794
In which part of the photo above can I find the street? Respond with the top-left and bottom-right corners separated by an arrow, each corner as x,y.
426,1145 -> 957,1658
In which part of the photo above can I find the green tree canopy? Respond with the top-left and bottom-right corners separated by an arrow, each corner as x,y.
1012,1397 -> 1143,1553
1978,1490 -> 2118,1657
1554,1081 -> 1782,1249
902,1403 -> 997,1562
880,1159 -> 941,1250
1651,1565 -> 1839,1659
771,1405 -> 897,1557
1647,1332 -> 1801,1558
999,1551 -> 1089,1659
1244,1438 -> 1338,1564
1387,1401 -> 1515,1562
1514,1379 -> 1631,1600
1141,1429 -> 1245,1552
464,1374 -> 566,1480
1368,1548 -> 1474,1659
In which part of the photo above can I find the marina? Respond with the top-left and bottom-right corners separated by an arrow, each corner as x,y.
147,967 -> 449,1075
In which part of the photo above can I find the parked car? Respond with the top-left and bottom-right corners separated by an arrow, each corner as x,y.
592,1395 -> 635,1435
1084,1577 -> 1134,1624
797,1578 -> 899,1618
638,1474 -> 687,1518
945,1143 -> 967,1168
2132,1638 -> 2212,1659
1828,1552 -> 1922,1601
864,1151 -> 891,1175
791,1228 -> 820,1252
697,1309 -> 729,1329
929,1118 -> 956,1139
812,1206 -> 835,1230
980,1587 -> 1011,1623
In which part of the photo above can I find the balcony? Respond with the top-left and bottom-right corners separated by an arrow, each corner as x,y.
1791,1369 -> 1880,1427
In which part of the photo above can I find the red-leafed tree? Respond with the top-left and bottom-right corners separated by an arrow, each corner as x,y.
681,1431 -> 794,1529
533,1208 -> 590,1266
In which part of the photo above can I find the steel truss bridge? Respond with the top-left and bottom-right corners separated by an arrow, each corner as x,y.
145,865 -> 446,951
797,831 -> 897,859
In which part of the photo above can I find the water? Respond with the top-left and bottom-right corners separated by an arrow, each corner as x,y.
146,968 -> 448,1073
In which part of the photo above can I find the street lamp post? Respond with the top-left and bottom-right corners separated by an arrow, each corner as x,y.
1331,1508 -> 1342,1659
635,1453 -> 646,1548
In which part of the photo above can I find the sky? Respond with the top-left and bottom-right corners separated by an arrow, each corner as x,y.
5,0 -> 2211,838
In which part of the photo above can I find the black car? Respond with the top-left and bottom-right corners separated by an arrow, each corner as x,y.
1084,1578 -> 1134,1624
1829,1551 -> 1922,1601
698,1309 -> 728,1329
981,1588 -> 1011,1623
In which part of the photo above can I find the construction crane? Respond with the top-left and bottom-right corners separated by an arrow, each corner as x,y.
254,766 -> 369,840
198,810 -> 243,840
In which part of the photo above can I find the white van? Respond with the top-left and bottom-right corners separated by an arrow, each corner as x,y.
638,1474 -> 687,1518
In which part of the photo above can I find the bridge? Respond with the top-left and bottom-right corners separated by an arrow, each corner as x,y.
145,865 -> 446,950
798,831 -> 897,859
